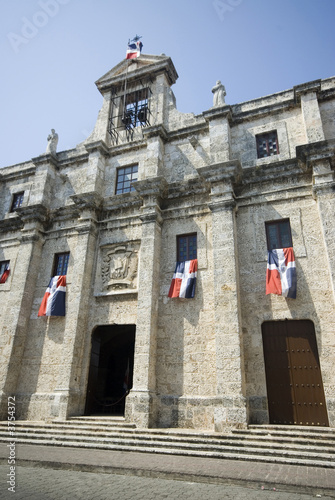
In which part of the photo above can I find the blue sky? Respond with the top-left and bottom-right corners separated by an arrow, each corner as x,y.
1,0 -> 334,168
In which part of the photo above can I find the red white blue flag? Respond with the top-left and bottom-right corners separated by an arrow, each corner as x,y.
0,263 -> 10,284
266,248 -> 296,298
126,40 -> 143,60
38,275 -> 66,317
168,259 -> 197,299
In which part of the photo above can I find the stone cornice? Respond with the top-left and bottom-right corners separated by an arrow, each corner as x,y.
132,176 -> 168,200
96,55 -> 178,92
52,205 -> 81,222
238,158 -> 308,187
0,164 -> 35,183
142,125 -> 168,141
231,99 -> 296,125
32,153 -> 59,169
197,160 -> 242,185
202,105 -> 232,122
166,177 -> 210,200
139,209 -> 163,226
167,122 -> 208,142
85,140 -> 109,156
70,192 -> 103,212
109,139 -> 147,157
312,180 -> 335,199
16,204 -> 49,224
294,79 -> 322,103
296,139 -> 335,167
208,198 -> 236,212
102,192 -> 142,213
0,216 -> 23,233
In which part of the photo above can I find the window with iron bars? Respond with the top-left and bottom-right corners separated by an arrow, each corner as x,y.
121,88 -> 149,130
256,131 -> 279,159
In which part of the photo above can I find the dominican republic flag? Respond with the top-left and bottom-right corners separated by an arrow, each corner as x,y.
126,40 -> 143,59
38,275 -> 66,317
168,259 -> 197,299
0,263 -> 10,283
266,248 -> 297,298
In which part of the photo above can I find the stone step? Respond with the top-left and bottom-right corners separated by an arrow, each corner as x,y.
0,427 -> 334,458
249,424 -> 335,434
0,435 -> 334,468
1,420 -> 334,467
2,421 -> 334,446
57,417 -> 137,428
236,424 -> 335,439
1,424 -> 335,451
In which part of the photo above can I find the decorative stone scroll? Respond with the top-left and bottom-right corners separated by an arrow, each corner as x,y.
101,243 -> 139,291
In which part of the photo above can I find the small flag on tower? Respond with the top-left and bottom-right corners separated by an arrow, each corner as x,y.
266,247 -> 297,298
126,35 -> 143,59
38,275 -> 66,317
0,262 -> 10,283
168,259 -> 198,299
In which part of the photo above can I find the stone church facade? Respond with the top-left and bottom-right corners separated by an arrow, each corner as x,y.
0,54 -> 334,431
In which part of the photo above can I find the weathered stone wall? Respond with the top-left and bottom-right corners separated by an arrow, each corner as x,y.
236,177 -> 335,425
0,55 -> 334,429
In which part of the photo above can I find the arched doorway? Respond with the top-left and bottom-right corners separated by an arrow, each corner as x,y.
262,319 -> 329,426
85,325 -> 135,416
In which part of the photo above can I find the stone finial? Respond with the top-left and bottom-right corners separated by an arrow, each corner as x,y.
46,128 -> 58,154
212,80 -> 226,107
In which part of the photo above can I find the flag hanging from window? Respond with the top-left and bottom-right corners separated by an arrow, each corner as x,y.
168,259 -> 197,299
0,263 -> 10,284
266,248 -> 296,298
126,39 -> 143,59
38,275 -> 66,317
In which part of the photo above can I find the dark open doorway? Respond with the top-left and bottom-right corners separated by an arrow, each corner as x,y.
85,324 -> 135,416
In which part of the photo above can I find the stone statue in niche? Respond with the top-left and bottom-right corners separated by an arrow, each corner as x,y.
46,129 -> 58,154
212,80 -> 226,107
101,245 -> 138,290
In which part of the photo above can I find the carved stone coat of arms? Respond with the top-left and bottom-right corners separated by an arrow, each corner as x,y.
101,244 -> 138,291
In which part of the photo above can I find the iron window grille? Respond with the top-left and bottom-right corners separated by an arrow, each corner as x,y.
115,165 -> 138,194
122,88 -> 149,130
10,192 -> 24,212
53,252 -> 70,276
108,80 -> 152,145
177,234 -> 197,262
256,131 -> 279,159
265,219 -> 293,250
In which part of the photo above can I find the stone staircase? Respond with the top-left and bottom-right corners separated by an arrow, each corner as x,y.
0,417 -> 334,468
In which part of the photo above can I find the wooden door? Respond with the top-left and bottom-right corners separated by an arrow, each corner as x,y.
262,320 -> 329,426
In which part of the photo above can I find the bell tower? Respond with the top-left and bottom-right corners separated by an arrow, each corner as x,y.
90,54 -> 178,147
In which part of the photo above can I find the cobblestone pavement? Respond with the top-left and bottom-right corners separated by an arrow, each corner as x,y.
0,465 -> 334,500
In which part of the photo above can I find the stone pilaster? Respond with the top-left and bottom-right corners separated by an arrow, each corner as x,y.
203,106 -> 232,164
298,141 -> 335,299
31,154 -> 59,206
141,126 -> 167,179
50,193 -> 102,419
0,206 -> 48,419
294,80 -> 325,143
125,177 -> 167,428
84,141 -> 109,194
198,161 -> 247,430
